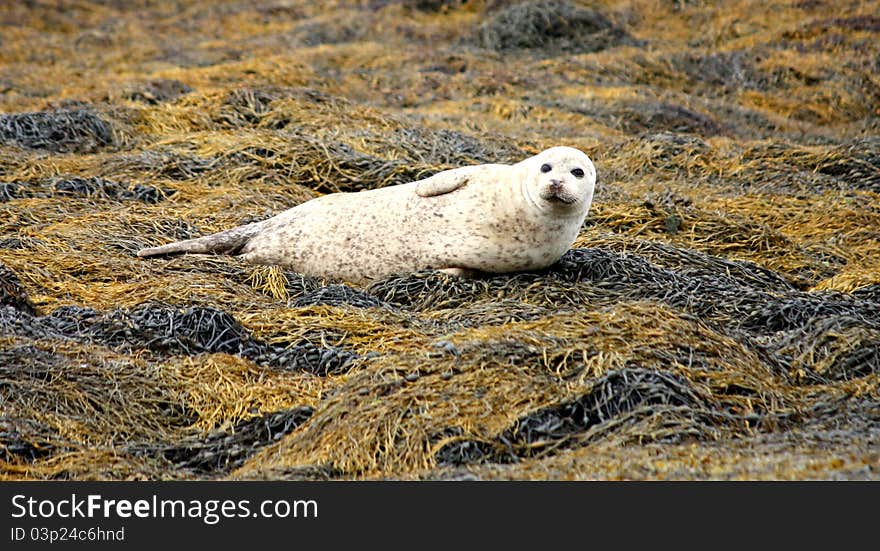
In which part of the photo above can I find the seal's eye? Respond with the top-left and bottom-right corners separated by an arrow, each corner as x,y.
540,163 -> 552,173
571,168 -> 585,178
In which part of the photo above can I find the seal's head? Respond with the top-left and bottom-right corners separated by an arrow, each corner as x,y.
518,146 -> 596,216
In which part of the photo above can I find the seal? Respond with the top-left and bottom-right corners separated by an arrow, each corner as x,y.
138,146 -> 597,283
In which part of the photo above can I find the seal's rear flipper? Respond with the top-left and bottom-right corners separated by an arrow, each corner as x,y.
137,222 -> 264,258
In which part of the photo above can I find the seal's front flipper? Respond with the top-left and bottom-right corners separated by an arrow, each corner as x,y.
438,267 -> 482,278
415,172 -> 470,197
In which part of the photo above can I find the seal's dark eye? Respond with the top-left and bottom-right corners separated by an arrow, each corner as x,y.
571,168 -> 585,178
540,163 -> 552,173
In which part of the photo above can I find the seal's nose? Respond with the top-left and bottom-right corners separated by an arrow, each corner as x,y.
549,179 -> 563,191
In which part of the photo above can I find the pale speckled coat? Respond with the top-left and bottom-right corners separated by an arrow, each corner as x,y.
138,146 -> 596,284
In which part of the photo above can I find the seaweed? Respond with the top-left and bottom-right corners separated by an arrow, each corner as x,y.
0,263 -> 36,315
437,368 -> 724,466
0,418 -> 66,462
122,79 -> 193,104
762,316 -> 880,383
292,284 -> 390,309
1,302 -> 359,376
816,137 -> 880,191
743,292 -> 880,333
148,407 -> 314,475
477,0 -> 630,54
0,109 -> 113,153
1,176 -> 173,204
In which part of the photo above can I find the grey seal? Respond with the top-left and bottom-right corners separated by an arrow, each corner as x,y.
138,146 -> 597,283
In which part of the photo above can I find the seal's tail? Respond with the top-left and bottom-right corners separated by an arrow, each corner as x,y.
137,222 -> 264,258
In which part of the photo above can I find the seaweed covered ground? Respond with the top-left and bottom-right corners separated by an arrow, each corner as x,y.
1,0 -> 879,480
